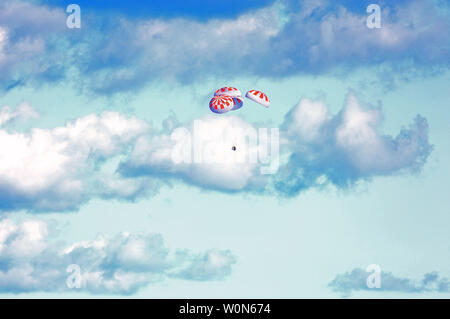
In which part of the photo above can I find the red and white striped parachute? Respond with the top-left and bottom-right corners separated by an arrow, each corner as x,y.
245,90 -> 270,108
209,95 -> 235,114
209,86 -> 270,113
214,87 -> 242,98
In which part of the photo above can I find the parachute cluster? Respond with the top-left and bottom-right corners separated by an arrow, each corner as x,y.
209,87 -> 270,114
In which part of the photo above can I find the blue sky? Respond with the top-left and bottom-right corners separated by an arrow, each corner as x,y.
0,0 -> 449,297
38,0 -> 277,19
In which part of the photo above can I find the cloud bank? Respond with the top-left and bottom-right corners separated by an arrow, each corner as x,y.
275,93 -> 432,196
0,0 -> 449,93
0,92 -> 432,212
0,219 -> 236,294
0,109 -> 158,212
118,115 -> 273,193
328,267 -> 449,297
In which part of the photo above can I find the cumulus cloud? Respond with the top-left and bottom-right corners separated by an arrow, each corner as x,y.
0,93 -> 432,212
76,5 -> 281,93
273,0 -> 450,73
0,1 -> 67,89
116,92 -> 432,197
275,93 -> 432,196
118,115 -> 275,192
72,0 -> 450,93
0,109 -> 156,212
0,219 -> 236,294
0,101 -> 276,211
0,0 -> 449,93
328,268 -> 449,297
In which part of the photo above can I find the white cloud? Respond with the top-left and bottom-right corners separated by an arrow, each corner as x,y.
3,219 -> 48,258
284,98 -> 330,142
0,26 -> 7,55
83,5 -> 282,93
0,219 -> 49,258
0,102 -> 38,126
0,92 -> 432,211
76,0 -> 450,92
0,1 -> 66,84
120,115 -> 271,192
329,268 -> 449,297
0,1 -> 448,92
0,219 -> 236,294
284,0 -> 450,70
0,104 -> 277,211
276,92 -> 432,195
0,110 -> 152,211
335,94 -> 429,174
171,249 -> 236,281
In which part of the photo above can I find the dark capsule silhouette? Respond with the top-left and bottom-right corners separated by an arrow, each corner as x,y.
232,146 -> 236,151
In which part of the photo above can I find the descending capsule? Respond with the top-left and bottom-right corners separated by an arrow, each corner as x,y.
209,95 -> 235,114
214,87 -> 242,99
245,89 -> 270,108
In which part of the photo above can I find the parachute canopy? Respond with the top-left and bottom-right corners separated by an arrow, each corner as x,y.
231,97 -> 243,111
209,86 -> 270,114
214,87 -> 242,98
209,95 -> 235,114
245,90 -> 270,108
